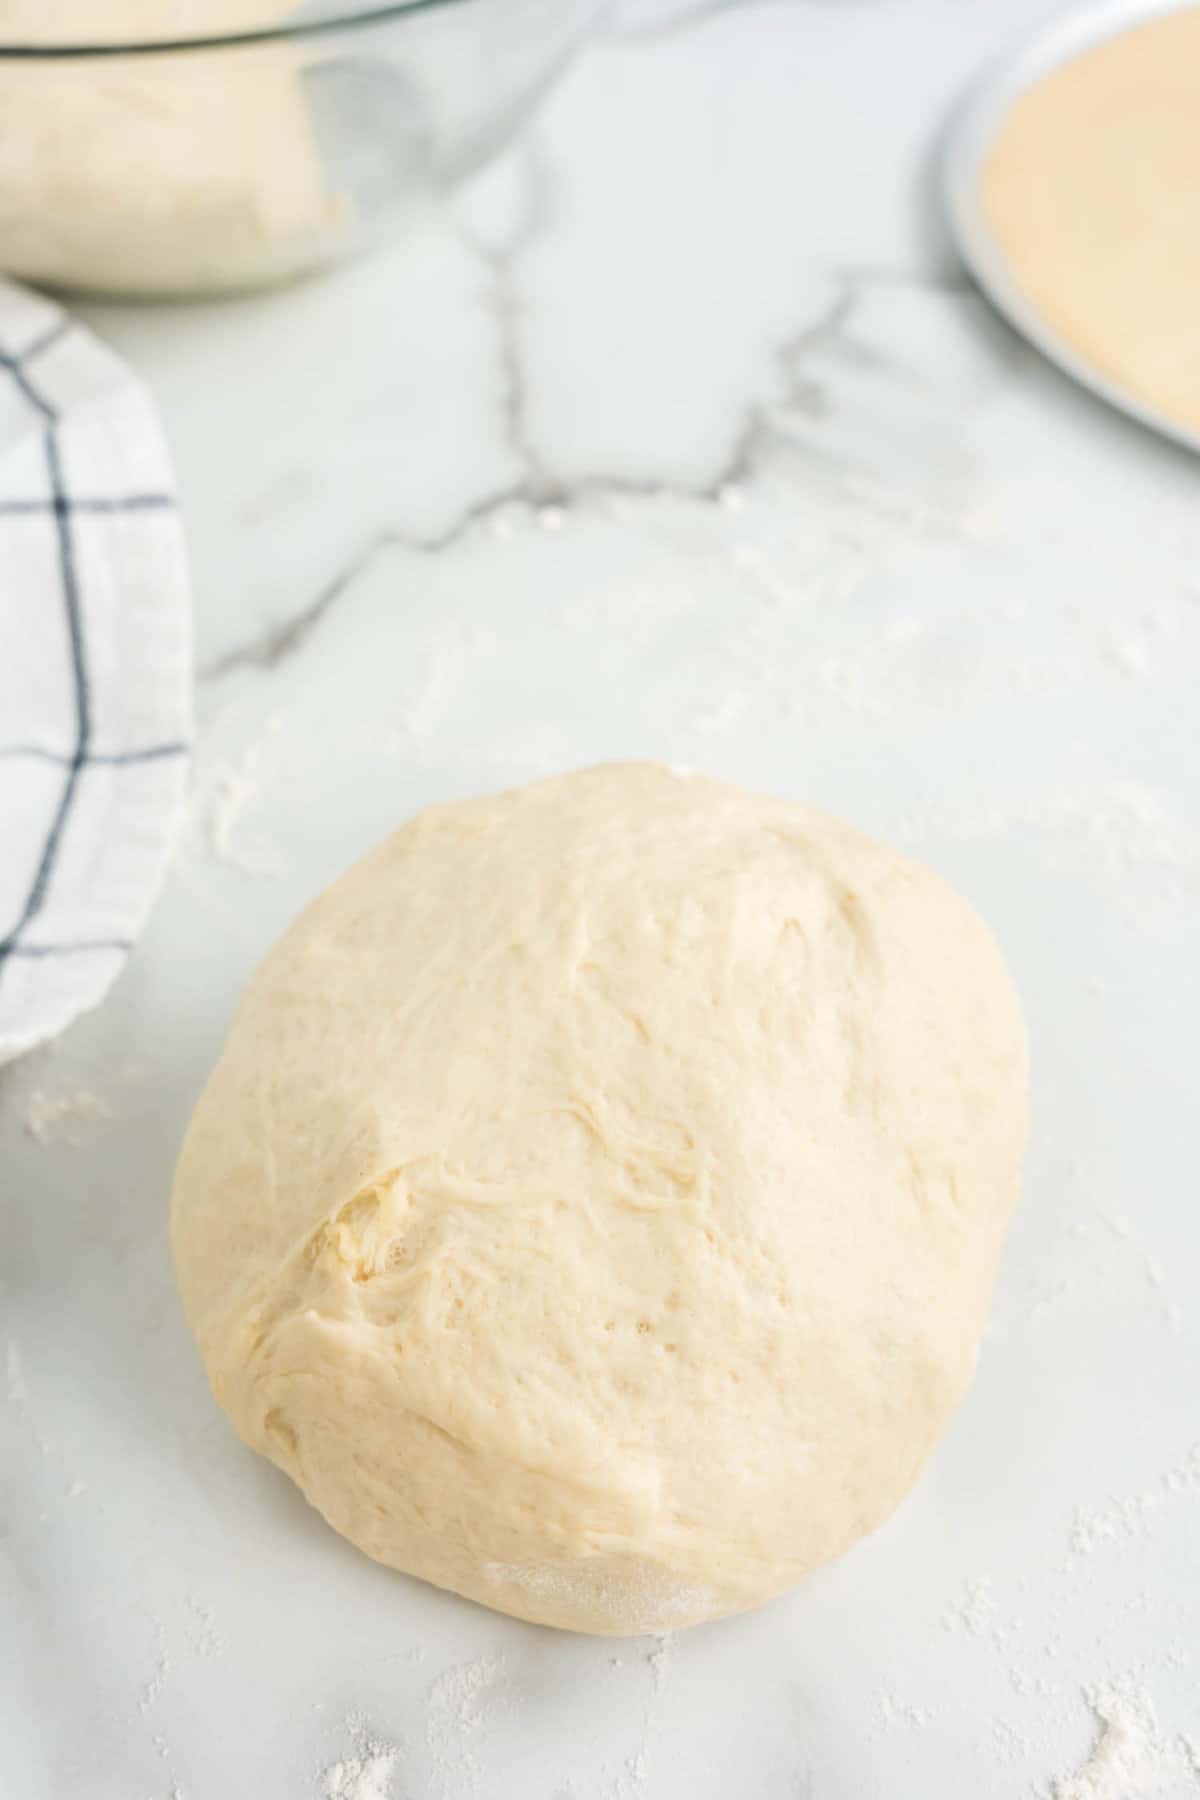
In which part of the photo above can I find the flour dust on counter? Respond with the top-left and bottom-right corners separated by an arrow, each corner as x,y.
424,1654 -> 509,1794
862,1432 -> 1200,1792
7,1045 -> 153,1149
182,1595 -> 226,1661
6,1337 -> 27,1405
1067,1444 -> 1200,1568
23,1085 -> 112,1147
315,1636 -> 673,1800
320,1718 -> 399,1800
1049,1684 -> 1191,1800
941,1575 -> 999,1638
197,711 -> 289,878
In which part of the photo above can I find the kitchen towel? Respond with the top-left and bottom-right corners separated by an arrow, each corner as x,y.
0,279 -> 192,1063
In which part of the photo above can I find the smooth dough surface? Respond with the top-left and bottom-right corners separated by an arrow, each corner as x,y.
983,8 -> 1200,434
172,764 -> 1027,1634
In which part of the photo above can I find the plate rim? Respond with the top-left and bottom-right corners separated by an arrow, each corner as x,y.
942,0 -> 1200,457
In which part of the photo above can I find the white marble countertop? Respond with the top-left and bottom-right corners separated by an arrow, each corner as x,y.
5,3 -> 1200,1796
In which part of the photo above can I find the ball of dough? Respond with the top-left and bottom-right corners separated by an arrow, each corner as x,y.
172,763 -> 1027,1634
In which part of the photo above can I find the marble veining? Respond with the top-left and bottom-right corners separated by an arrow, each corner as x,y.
7,4 -> 1200,1798
198,247 -> 980,685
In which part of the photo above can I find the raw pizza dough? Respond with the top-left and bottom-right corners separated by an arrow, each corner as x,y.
172,763 -> 1027,1634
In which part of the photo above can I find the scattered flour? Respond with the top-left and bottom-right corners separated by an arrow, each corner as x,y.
879,1691 -> 935,1729
1162,1446 -> 1200,1497
352,625 -> 480,757
929,782 -> 1200,881
1009,1662 -> 1054,1700
321,1720 -> 398,1800
1049,1685 -> 1185,1800
1104,630 -> 1151,679
1026,1275 -> 1078,1322
24,1086 -> 112,1146
648,1633 -> 674,1693
425,1655 -> 506,1794
1069,1444 -> 1200,1561
876,1545 -> 1199,1787
204,714 -> 286,877
6,1339 -> 27,1404
184,1596 -> 225,1659
1071,1497 -> 1159,1559
608,1747 -> 650,1799
405,635 -> 474,744
321,1636 -> 678,1800
943,1575 -> 999,1637
726,540 -> 796,608
138,1649 -> 171,1714
993,1717 -> 1034,1762
692,688 -> 753,737
1095,1211 -> 1184,1334
136,1618 -> 172,1717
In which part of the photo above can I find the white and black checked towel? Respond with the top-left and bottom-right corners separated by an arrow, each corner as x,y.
0,280 -> 192,1063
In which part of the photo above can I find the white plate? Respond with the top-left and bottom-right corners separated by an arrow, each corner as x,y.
943,0 -> 1200,456
0,281 -> 192,1062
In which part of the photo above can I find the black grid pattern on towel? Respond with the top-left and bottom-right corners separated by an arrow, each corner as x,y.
0,320 -> 187,974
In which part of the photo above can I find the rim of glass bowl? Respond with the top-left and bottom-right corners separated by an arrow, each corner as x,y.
0,0 -> 479,58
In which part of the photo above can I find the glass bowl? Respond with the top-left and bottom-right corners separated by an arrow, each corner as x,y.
0,0 -> 607,298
